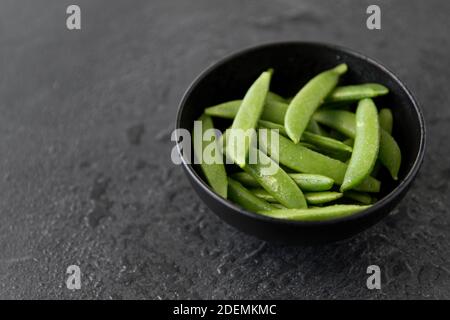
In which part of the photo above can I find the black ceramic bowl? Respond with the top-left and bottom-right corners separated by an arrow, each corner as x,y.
176,42 -> 425,244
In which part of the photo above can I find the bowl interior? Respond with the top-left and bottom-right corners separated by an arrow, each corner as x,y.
178,42 -> 424,207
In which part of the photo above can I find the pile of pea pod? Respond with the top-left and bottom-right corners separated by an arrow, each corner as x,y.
193,63 -> 401,221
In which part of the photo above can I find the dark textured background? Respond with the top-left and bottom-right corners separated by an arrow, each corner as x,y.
0,0 -> 449,299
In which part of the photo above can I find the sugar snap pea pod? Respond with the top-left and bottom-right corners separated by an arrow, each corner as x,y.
343,138 -> 353,147
231,172 -> 262,188
205,99 -> 288,124
328,129 -> 348,141
341,99 -> 380,192
300,145 -> 346,162
227,70 -> 272,167
285,64 -> 348,143
271,203 -> 286,209
305,191 -> 343,205
343,191 -> 373,205
243,148 -> 307,208
301,131 -> 353,154
232,172 -> 334,191
378,130 -> 401,180
250,188 -> 277,202
193,114 -> 228,198
372,109 -> 393,176
301,143 -> 348,163
259,130 -> 380,192
258,119 -> 287,136
258,204 -> 371,221
316,148 -> 351,163
204,100 -> 241,119
376,109 -> 399,177
288,173 -> 334,191
299,142 -> 321,152
314,110 -> 401,180
306,119 -> 329,136
251,189 -> 343,205
228,178 -> 273,211
267,91 -> 288,103
379,108 -> 393,134
314,110 -> 357,137
325,83 -> 389,103
261,99 -> 288,124
306,119 -> 322,134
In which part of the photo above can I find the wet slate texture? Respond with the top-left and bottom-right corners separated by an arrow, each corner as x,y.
0,0 -> 449,299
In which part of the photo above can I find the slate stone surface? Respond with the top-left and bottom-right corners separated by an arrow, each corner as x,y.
0,0 -> 449,299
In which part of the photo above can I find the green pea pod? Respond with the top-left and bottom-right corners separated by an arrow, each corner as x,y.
204,99 -> 288,124
306,119 -> 329,136
258,119 -> 287,136
193,114 -> 228,198
243,149 -> 307,209
314,110 -> 356,137
326,83 -> 389,103
285,64 -> 347,143
261,99 -> 288,124
204,100 -> 241,119
341,99 -> 380,191
232,172 -> 334,192
267,91 -> 288,103
227,70 -> 272,167
259,130 -> 380,193
299,137 -> 351,162
343,138 -> 353,147
343,191 -> 373,205
258,204 -> 371,221
372,108 -> 393,176
314,110 -> 401,180
299,142 -> 321,152
288,173 -> 334,191
379,108 -> 393,134
251,189 -> 343,205
250,188 -> 277,202
305,191 -> 343,205
318,149 -> 352,163
230,172 -> 262,188
300,146 -> 348,164
328,129 -> 348,141
379,130 -> 401,180
301,131 -> 353,154
260,120 -> 353,157
228,178 -> 273,211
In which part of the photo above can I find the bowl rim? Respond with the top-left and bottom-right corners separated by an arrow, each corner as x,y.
175,41 -> 426,227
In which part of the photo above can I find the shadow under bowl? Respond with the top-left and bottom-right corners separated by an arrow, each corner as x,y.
176,42 -> 426,244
